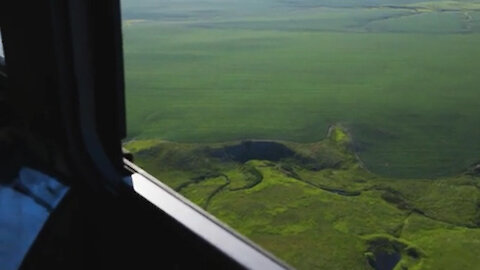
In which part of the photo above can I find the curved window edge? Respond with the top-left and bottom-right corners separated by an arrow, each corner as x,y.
124,158 -> 291,270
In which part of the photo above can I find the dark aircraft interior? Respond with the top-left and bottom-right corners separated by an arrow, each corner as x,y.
0,1 -> 286,269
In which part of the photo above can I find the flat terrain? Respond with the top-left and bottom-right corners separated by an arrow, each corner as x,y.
123,0 -> 480,178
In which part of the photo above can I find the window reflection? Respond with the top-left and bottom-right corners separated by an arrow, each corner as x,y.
0,29 -> 5,64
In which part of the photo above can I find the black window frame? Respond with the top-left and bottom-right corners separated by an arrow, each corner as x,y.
0,1 -> 290,269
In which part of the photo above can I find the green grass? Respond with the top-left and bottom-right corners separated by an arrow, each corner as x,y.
123,2 -> 480,178
122,1 -> 480,268
125,126 -> 480,269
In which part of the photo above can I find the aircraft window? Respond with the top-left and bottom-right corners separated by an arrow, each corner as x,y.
121,0 -> 480,269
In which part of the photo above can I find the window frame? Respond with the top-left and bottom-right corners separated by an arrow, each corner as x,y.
1,1 -> 290,269
125,159 -> 290,270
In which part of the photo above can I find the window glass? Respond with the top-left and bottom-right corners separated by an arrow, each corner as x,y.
121,1 -> 480,269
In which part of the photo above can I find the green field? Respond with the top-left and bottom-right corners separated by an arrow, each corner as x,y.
125,127 -> 480,269
123,0 -> 480,178
122,0 -> 480,269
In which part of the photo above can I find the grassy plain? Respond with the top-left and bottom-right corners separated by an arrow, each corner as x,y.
123,1 -> 480,178
122,0 -> 480,268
